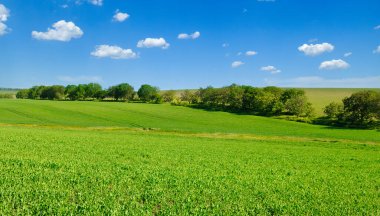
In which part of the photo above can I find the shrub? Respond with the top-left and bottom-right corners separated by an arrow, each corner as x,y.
342,90 -> 380,125
285,95 -> 314,117
161,90 -> 176,103
324,102 -> 343,119
16,89 -> 29,99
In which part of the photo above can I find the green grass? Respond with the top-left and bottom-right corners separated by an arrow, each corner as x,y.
0,99 -> 379,214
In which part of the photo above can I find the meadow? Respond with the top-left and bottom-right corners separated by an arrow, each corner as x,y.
0,99 -> 379,214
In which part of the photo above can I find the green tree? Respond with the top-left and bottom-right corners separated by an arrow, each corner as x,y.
40,85 -> 65,100
161,90 -> 176,102
28,86 -> 46,99
285,94 -> 314,117
112,83 -> 135,101
94,90 -> 108,100
16,89 -> 30,99
226,84 -> 244,111
342,90 -> 380,125
281,89 -> 305,104
65,85 -> 77,100
84,83 -> 102,99
324,102 -> 343,119
137,84 -> 160,103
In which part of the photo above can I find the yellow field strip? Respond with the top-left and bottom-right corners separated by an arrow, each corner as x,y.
0,122 -> 378,145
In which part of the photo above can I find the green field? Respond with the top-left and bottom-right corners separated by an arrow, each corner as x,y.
0,99 -> 379,214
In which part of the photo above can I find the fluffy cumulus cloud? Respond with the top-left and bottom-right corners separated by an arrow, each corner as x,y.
91,45 -> 137,59
0,4 -> 9,22
32,20 -> 83,42
319,59 -> 349,70
178,31 -> 200,40
298,42 -> 334,56
137,38 -> 170,49
113,10 -> 129,22
373,45 -> 380,54
261,65 -> 281,74
231,61 -> 244,68
0,4 -> 10,35
246,51 -> 258,56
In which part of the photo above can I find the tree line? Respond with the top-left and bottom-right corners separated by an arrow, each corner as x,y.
168,85 -> 315,118
16,83 -> 162,103
322,90 -> 380,128
16,83 -> 380,128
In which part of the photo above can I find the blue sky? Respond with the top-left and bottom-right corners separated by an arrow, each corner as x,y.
0,0 -> 379,89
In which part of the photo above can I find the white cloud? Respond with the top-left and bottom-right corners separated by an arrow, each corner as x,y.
373,45 -> 380,54
298,42 -> 334,56
178,31 -> 200,40
344,52 -> 352,57
0,4 -> 10,22
319,59 -> 349,70
113,10 -> 129,22
32,20 -> 83,42
0,4 -> 10,36
61,4 -> 69,9
137,37 -> 170,49
75,0 -> 103,6
246,51 -> 258,56
91,45 -> 137,59
89,0 -> 103,6
374,25 -> 380,30
261,65 -> 281,74
0,22 -> 8,35
58,75 -> 103,83
232,61 -> 244,68
265,76 -> 380,88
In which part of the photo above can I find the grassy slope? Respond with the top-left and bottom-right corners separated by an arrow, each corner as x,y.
0,99 -> 379,142
0,99 -> 379,214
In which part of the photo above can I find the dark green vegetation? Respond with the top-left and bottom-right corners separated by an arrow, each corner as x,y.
16,83 -> 161,103
0,99 -> 379,214
321,90 -> 380,128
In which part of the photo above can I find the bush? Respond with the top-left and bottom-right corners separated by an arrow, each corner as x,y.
161,90 -> 176,102
285,95 -> 314,117
324,102 -> 343,119
342,90 -> 380,125
16,89 -> 29,99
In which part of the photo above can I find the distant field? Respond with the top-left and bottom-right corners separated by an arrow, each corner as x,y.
303,88 -> 380,115
0,100 -> 379,214
0,88 -> 18,99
